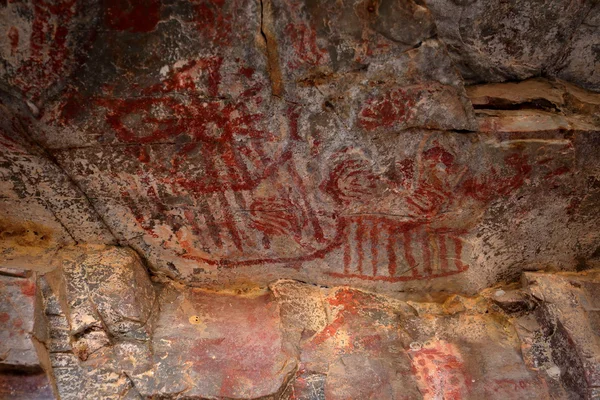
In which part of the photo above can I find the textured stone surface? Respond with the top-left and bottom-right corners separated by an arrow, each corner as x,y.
0,0 -> 597,294
0,95 -> 116,271
0,372 -> 54,400
24,250 -> 600,399
521,270 -> 600,399
0,272 -> 40,371
426,0 -> 598,87
0,0 -> 99,104
37,246 -> 154,399
0,269 -> 54,398
553,1 -> 600,92
0,0 -> 599,397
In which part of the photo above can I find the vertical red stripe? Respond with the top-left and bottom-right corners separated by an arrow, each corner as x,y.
344,238 -> 351,274
370,221 -> 379,276
388,228 -> 397,277
439,234 -> 449,273
356,220 -> 365,274
200,142 -> 219,190
287,162 -> 325,243
198,196 -> 223,248
184,209 -> 202,236
422,231 -> 432,276
403,231 -> 417,277
227,141 -> 253,188
217,191 -> 243,251
238,143 -> 265,173
252,141 -> 271,168
453,237 -> 467,271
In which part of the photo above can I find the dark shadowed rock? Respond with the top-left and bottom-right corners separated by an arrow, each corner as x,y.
553,1 -> 600,92
0,371 -> 54,400
523,270 -> 600,399
426,0 -> 596,87
0,0 -> 100,104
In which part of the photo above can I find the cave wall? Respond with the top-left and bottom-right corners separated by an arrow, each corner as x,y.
1,0 -> 600,398
1,0 -> 599,293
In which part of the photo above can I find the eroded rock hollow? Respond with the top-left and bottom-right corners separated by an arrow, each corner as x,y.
0,0 -> 599,398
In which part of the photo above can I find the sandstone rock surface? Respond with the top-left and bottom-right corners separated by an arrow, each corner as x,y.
6,245 -> 599,399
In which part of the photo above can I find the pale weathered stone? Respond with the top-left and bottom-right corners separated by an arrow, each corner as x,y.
0,273 -> 40,371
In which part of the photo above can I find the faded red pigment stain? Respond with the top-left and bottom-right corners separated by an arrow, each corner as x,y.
8,26 -> 18,55
462,153 -> 532,202
238,65 -> 255,79
311,289 -> 368,347
249,197 -> 306,244
0,312 -> 10,323
358,88 -> 416,131
142,57 -> 223,98
410,341 -> 471,400
178,294 -> 286,398
545,165 -> 570,180
191,0 -> 233,46
285,22 -> 327,70
282,0 -> 327,71
486,378 -> 548,397
104,0 -> 161,33
13,0 -> 78,100
19,280 -> 36,297
57,90 -> 85,124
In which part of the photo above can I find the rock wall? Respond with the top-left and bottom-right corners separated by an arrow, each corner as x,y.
3,246 -> 600,399
0,0 -> 599,398
1,0 -> 599,292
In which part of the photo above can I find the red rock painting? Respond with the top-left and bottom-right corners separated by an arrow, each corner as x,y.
10,0 -> 592,294
285,21 -> 327,70
71,54 -> 340,265
358,88 -> 416,131
7,0 -> 84,101
486,378 -> 548,397
328,221 -> 469,282
410,341 -> 471,400
56,88 -> 537,278
191,0 -> 235,47
280,0 -> 328,71
322,138 -> 533,281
